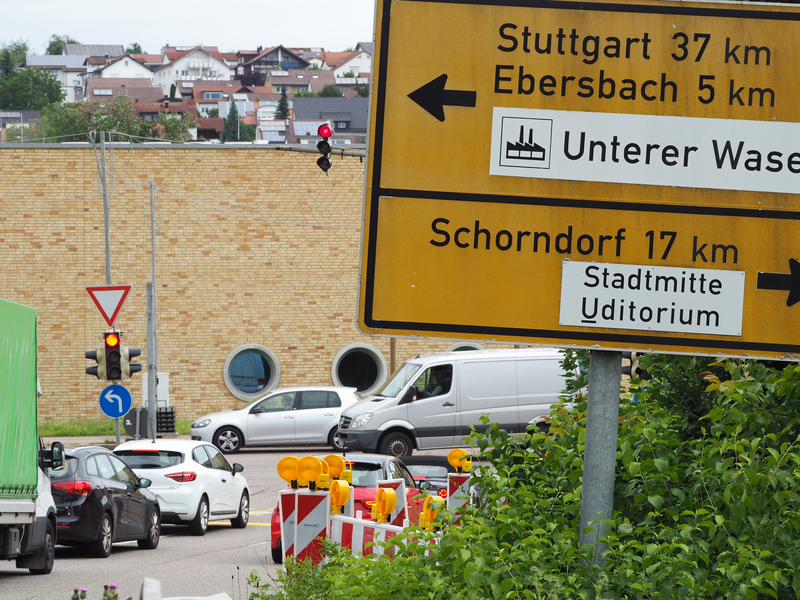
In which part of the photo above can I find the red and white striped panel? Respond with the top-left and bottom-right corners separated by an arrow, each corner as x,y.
447,473 -> 472,511
294,490 -> 331,564
278,489 -> 297,561
377,478 -> 407,527
330,513 -> 408,558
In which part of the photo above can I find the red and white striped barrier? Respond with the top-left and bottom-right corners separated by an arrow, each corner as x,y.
377,479 -> 407,527
446,473 -> 472,511
279,489 -> 331,565
330,511 -> 409,558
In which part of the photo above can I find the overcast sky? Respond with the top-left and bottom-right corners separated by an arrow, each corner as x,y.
3,0 -> 377,55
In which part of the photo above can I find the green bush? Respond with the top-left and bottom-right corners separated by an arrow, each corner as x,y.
250,352 -> 800,600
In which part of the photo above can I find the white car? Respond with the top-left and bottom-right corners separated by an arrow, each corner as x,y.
190,386 -> 361,454
114,439 -> 249,536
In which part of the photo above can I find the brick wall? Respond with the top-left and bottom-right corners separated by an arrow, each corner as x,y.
0,144 -> 502,425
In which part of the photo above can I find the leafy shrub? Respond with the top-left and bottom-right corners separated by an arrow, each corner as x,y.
250,352 -> 800,600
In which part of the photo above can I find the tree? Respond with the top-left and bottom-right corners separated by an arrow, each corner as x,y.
206,108 -> 219,118
0,68 -> 64,110
169,83 -> 177,99
355,84 -> 369,98
274,89 -> 290,119
0,39 -> 29,66
125,43 -> 143,54
45,34 -> 79,55
0,50 -> 15,76
220,101 -> 241,142
305,64 -> 321,70
342,71 -> 355,78
319,84 -> 343,98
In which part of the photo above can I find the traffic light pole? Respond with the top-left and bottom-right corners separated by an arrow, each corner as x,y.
98,131 -> 122,446
146,182 -> 159,441
579,350 -> 622,566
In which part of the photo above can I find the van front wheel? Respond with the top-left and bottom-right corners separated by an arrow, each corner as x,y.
379,432 -> 412,457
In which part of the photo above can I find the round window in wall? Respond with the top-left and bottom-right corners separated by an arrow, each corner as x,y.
331,343 -> 388,395
446,342 -> 485,352
223,345 -> 280,402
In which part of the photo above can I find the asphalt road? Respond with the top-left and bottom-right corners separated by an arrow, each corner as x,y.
1,442 -> 454,599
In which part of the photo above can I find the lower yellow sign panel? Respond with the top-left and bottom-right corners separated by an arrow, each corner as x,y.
360,195 -> 800,358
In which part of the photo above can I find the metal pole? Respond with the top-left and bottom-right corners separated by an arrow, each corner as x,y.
579,349 -> 622,566
390,337 -> 396,373
98,131 -> 121,445
147,182 -> 159,441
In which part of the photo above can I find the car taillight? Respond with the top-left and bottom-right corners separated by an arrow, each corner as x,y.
363,500 -> 375,508
53,480 -> 93,496
438,488 -> 447,498
165,472 -> 197,482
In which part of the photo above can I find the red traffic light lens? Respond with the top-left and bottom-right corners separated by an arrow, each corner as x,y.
105,333 -> 120,347
317,124 -> 332,139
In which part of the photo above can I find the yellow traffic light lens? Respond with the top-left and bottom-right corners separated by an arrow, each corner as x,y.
423,495 -> 444,522
330,480 -> 350,506
375,487 -> 397,515
277,456 -> 299,483
105,333 -> 120,347
447,448 -> 472,471
297,456 -> 322,482
324,455 -> 345,478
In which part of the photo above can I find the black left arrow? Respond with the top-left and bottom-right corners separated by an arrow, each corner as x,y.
757,258 -> 800,306
408,74 -> 477,122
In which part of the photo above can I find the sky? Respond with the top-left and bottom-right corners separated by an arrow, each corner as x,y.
2,0 -> 377,55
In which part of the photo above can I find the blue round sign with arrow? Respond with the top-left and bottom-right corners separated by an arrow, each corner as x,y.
99,384 -> 132,419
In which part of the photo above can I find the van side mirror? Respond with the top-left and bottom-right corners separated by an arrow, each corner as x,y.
400,387 -> 417,405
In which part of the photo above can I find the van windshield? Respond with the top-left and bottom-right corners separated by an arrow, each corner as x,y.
372,363 -> 422,398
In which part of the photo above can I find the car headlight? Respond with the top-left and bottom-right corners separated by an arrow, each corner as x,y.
350,413 -> 373,429
191,418 -> 211,429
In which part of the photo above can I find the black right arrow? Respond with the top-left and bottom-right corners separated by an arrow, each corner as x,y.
757,258 -> 800,306
408,74 -> 477,122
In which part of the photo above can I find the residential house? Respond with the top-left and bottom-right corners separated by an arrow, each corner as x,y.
0,110 -> 39,142
291,97 -> 369,144
285,118 -> 332,145
85,54 -> 155,84
256,93 -> 291,123
334,73 -> 370,98
63,44 -> 124,57
191,84 -> 251,116
237,46 -> 310,81
266,68 -> 315,95
355,42 -> 373,56
258,119 -> 288,143
85,78 -> 164,103
320,50 -> 372,76
25,55 -> 87,102
153,47 -> 234,97
176,79 -> 242,101
131,54 -> 164,70
289,48 -> 326,68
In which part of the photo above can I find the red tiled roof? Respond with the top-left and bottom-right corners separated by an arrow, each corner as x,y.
196,117 -> 224,132
132,54 -> 163,63
322,51 -> 360,69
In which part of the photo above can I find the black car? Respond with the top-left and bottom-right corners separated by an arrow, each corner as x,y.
401,455 -> 459,497
48,446 -> 161,558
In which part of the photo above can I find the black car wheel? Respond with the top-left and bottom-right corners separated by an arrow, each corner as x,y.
271,538 -> 282,564
189,497 -> 209,536
231,492 -> 249,529
379,432 -> 413,457
138,508 -> 161,549
89,513 -> 113,558
215,427 -> 243,454
328,427 -> 346,451
29,520 -> 55,574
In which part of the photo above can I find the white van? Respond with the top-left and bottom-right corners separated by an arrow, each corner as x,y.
337,348 -> 571,456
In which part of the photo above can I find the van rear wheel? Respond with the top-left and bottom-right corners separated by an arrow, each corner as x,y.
379,432 -> 412,457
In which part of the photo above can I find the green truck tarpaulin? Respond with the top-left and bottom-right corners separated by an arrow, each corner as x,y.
0,298 -> 38,499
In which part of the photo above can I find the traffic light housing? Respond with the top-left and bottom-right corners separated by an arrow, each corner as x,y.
104,332 -> 123,381
85,347 -> 107,379
316,123 -> 332,173
622,351 -> 651,381
121,346 -> 143,379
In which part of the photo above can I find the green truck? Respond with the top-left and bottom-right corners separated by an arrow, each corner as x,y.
0,298 -> 64,574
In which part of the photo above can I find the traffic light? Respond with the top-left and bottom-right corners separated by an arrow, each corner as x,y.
121,346 -> 143,379
316,123 -> 332,173
85,347 -> 107,379
104,332 -> 123,381
621,351 -> 651,381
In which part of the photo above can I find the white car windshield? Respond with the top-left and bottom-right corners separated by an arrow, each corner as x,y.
372,363 -> 422,398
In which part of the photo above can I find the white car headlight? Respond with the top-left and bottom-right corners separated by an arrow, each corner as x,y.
350,413 -> 373,429
191,418 -> 211,429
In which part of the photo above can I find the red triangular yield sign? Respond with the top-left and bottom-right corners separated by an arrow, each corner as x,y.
86,285 -> 132,327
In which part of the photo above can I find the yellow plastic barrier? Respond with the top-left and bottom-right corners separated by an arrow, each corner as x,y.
330,479 -> 350,514
447,448 -> 472,472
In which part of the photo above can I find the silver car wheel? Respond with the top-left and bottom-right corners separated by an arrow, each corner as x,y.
216,427 -> 242,453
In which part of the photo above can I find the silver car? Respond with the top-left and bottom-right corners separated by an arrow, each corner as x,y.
190,386 -> 361,453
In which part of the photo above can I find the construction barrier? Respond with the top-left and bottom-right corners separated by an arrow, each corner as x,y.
376,479 -> 407,526
330,511 -> 410,558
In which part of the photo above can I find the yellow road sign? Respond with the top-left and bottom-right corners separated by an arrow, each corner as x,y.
360,0 -> 800,358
